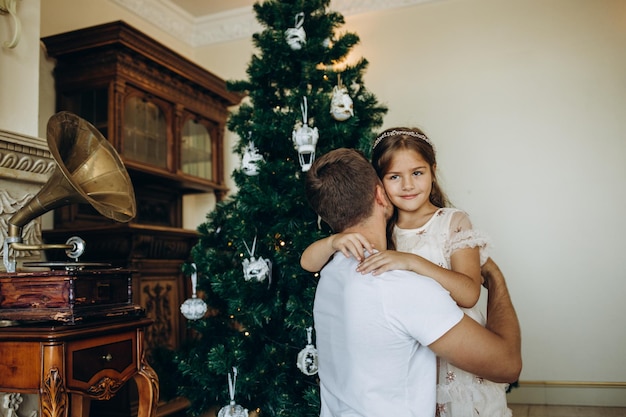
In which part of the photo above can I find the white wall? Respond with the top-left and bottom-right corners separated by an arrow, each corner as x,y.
0,0 -> 40,136
38,0 -> 626,406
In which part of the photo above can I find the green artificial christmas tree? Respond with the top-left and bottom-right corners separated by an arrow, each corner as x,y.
175,0 -> 387,416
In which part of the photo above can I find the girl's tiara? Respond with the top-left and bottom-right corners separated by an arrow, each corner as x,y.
372,129 -> 435,151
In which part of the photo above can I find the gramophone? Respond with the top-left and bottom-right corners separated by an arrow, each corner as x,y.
0,112 -> 143,323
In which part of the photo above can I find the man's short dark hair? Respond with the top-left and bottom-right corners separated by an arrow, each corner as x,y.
305,148 -> 379,232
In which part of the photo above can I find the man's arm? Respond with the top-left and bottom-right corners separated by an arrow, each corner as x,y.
428,258 -> 522,383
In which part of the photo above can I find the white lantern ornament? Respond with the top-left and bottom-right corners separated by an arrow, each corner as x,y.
330,75 -> 354,121
285,12 -> 306,50
241,141 -> 263,176
296,326 -> 319,376
292,96 -> 319,172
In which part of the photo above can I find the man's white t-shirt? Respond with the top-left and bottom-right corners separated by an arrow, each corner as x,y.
314,253 -> 464,417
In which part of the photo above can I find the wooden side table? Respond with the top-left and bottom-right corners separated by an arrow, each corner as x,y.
0,317 -> 158,417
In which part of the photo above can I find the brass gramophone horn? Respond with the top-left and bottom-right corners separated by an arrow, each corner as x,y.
3,111 -> 136,272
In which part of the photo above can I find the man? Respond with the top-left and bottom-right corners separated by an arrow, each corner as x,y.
305,148 -> 521,417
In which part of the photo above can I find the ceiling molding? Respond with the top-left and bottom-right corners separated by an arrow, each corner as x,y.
112,0 -> 437,47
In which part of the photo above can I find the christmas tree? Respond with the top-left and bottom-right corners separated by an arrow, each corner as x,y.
174,0 -> 387,416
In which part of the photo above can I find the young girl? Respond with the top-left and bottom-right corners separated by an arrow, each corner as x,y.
301,128 -> 512,417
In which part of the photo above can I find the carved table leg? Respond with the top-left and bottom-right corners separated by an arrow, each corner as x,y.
41,342 -> 68,417
133,354 -> 159,417
41,367 -> 68,417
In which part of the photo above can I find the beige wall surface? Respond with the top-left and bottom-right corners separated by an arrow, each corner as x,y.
0,0 -> 41,136
36,0 -> 626,406
39,0 -> 194,58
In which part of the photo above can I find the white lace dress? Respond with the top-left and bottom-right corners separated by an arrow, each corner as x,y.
393,208 -> 512,417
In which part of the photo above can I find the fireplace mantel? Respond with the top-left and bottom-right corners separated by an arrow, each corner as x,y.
0,129 -> 54,272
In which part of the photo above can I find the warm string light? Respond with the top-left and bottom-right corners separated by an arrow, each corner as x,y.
229,310 -> 251,337
274,233 -> 287,251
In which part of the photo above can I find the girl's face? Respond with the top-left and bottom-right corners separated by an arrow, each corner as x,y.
381,149 -> 434,217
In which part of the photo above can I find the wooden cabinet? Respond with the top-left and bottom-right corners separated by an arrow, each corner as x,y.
42,20 -> 241,228
0,317 -> 158,417
41,21 -> 241,416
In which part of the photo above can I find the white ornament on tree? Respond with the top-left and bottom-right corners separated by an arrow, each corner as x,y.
242,236 -> 272,283
330,75 -> 354,121
292,96 -> 319,172
180,263 -> 208,320
241,140 -> 263,176
296,326 -> 319,376
217,367 -> 248,417
285,12 -> 306,50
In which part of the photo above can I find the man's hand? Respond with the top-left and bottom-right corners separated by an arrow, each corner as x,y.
481,257 -> 502,290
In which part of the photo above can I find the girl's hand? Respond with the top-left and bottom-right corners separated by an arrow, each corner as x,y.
356,250 -> 416,275
330,233 -> 375,262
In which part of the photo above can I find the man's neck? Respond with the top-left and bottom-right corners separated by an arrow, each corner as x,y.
344,218 -> 388,252
341,184 -> 390,251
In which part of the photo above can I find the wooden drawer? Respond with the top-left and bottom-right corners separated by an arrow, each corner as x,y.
67,330 -> 138,397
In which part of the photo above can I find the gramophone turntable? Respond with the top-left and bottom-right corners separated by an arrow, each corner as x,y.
0,112 -> 143,324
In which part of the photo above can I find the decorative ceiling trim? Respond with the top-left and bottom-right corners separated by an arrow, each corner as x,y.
111,0 -> 437,47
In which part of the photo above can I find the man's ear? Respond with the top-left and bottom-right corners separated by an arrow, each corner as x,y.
374,185 -> 389,208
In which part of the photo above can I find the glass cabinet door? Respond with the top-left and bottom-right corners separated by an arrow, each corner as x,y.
181,118 -> 212,180
123,96 -> 168,168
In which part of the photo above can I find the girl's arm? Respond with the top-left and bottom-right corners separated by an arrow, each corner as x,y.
357,211 -> 484,308
300,233 -> 375,272
356,248 -> 482,308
